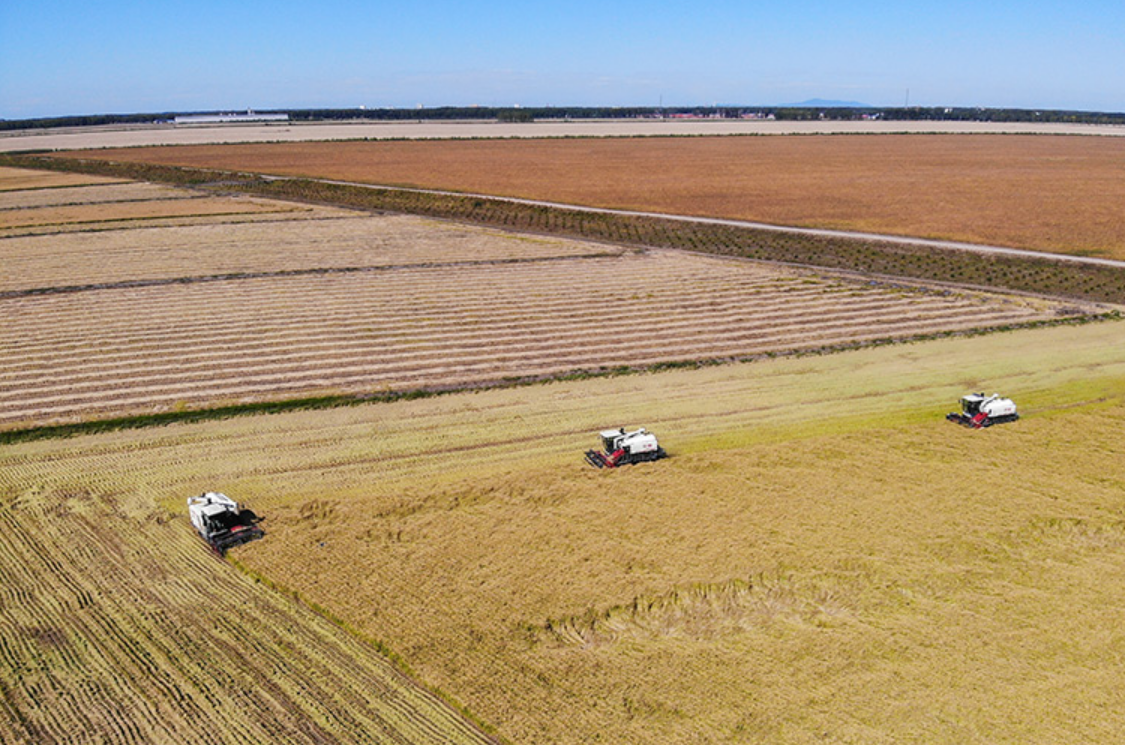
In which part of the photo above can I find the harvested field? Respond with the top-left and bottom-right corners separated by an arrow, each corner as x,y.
0,195 -> 304,231
0,168 -> 356,239
0,181 -> 192,209
0,165 -> 124,191
0,214 -> 620,294
0,450 -> 495,744
0,169 -> 1104,432
3,119 -> 1124,154
0,247 -> 1078,430
68,135 -> 1125,258
5,321 -> 1125,744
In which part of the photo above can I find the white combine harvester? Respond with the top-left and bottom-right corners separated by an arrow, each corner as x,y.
946,392 -> 1019,429
585,427 -> 667,468
187,492 -> 264,554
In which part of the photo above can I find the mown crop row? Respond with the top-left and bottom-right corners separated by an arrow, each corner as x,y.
8,152 -> 1124,305
1,212 -> 621,296
0,250 -> 1072,432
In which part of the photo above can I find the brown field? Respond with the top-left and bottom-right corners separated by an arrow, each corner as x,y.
70,135 -> 1125,258
6,321 -> 1125,744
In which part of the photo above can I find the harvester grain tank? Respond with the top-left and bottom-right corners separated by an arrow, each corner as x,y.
188,492 -> 264,553
585,427 -> 667,468
946,393 -> 1019,428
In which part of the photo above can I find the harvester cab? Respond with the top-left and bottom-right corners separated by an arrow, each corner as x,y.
188,492 -> 264,554
946,393 -> 1019,429
585,427 -> 667,468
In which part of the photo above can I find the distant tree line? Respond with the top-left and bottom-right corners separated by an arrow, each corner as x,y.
4,106 -> 1125,131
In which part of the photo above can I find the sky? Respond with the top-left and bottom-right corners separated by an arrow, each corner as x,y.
1,1 -> 1122,119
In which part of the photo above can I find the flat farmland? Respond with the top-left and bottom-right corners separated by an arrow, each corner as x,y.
0,165 -> 124,191
0,167 -> 354,240
72,134 -> 1125,259
0,445 -> 496,744
2,234 -> 1079,429
5,321 -> 1125,744
5,161 -> 1124,744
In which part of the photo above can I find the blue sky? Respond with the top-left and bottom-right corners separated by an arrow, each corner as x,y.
1,1 -> 1122,119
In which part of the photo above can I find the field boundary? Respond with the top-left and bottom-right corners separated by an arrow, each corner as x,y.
6,152 -> 1125,305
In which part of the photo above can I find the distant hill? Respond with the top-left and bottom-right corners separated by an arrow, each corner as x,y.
779,98 -> 874,108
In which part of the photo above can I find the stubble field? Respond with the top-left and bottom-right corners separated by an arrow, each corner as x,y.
3,167 -> 1086,432
71,134 -> 1125,259
5,321 -> 1125,744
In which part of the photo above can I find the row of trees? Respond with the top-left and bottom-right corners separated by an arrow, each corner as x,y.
4,106 -> 1124,131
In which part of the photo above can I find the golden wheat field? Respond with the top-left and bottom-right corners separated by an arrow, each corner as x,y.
0,168 -> 1097,431
70,134 -> 1125,258
4,321 -> 1125,744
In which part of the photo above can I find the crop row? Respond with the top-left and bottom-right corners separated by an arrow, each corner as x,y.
0,210 -> 620,294
0,252 -> 1063,428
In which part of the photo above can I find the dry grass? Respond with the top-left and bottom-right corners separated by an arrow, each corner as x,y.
5,321 -> 1125,744
0,181 -> 194,209
72,135 -> 1125,258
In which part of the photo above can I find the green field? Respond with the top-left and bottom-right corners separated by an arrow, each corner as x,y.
5,320 -> 1125,743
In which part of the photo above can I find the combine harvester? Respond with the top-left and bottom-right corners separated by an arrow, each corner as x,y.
585,427 -> 667,468
946,393 -> 1019,429
188,492 -> 264,554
